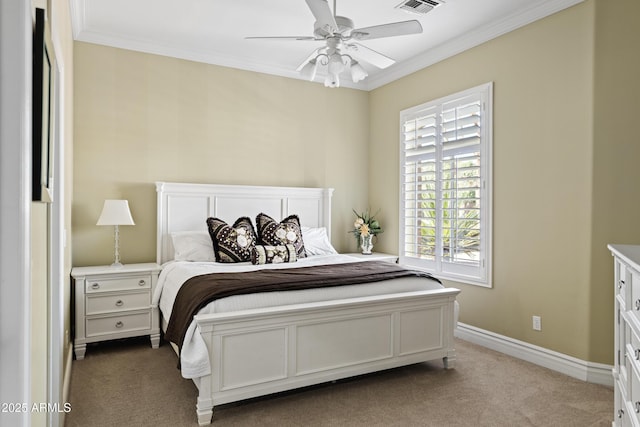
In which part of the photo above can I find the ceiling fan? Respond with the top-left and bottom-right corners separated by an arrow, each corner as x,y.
246,0 -> 423,87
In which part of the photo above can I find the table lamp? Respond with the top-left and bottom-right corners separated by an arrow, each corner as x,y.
97,199 -> 135,267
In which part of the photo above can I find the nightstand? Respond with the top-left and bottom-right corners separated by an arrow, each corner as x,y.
345,252 -> 398,263
71,263 -> 161,359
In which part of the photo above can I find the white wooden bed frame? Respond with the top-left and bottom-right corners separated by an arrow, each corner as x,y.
156,181 -> 460,425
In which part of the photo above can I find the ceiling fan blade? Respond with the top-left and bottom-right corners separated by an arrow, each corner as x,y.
245,36 -> 319,41
343,43 -> 395,69
305,0 -> 338,34
351,20 -> 423,41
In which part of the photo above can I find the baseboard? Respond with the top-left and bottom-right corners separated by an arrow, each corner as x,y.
455,322 -> 613,387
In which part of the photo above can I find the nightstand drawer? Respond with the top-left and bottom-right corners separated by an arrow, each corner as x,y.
86,311 -> 151,337
86,291 -> 150,315
85,275 -> 151,293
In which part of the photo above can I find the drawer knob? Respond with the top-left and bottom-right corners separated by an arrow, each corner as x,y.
619,408 -> 625,418
91,283 -> 100,290
619,280 -> 625,289
636,402 -> 640,414
138,280 -> 146,286
115,300 -> 124,307
115,321 -> 124,328
635,299 -> 640,311
635,349 -> 640,360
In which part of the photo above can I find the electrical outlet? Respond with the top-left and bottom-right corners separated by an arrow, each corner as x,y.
532,316 -> 542,331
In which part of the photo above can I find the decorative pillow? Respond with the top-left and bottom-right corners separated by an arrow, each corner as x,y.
251,244 -> 297,265
301,227 -> 337,256
255,213 -> 306,258
171,231 -> 215,262
206,217 -> 257,263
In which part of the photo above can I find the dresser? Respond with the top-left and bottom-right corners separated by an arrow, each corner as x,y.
71,263 -> 162,359
609,244 -> 640,425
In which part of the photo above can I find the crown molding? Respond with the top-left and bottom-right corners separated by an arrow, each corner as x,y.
74,29 -> 365,90
69,0 -> 85,40
71,0 -> 583,92
363,0 -> 584,90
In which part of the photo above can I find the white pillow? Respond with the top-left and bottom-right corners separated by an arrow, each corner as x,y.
171,231 -> 215,262
301,227 -> 337,256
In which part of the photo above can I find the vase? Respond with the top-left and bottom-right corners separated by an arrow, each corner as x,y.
360,234 -> 373,255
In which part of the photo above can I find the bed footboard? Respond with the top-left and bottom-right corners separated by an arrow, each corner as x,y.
193,288 -> 459,425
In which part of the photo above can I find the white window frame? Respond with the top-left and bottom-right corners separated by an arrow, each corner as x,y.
399,82 -> 493,287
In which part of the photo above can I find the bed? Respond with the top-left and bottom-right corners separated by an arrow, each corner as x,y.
154,181 -> 460,425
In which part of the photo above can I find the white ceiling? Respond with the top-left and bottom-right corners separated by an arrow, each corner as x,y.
70,0 -> 582,90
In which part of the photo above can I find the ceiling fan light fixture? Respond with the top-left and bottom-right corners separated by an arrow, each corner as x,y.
328,53 -> 346,75
350,61 -> 368,83
301,52 -> 364,87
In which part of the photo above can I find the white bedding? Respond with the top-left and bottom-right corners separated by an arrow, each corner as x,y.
153,254 -> 447,379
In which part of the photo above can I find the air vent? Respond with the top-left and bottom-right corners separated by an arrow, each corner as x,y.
395,0 -> 444,15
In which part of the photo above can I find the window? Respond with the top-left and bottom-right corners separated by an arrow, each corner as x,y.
399,83 -> 492,287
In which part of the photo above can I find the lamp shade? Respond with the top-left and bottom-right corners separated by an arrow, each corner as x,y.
328,53 -> 346,75
96,200 -> 135,226
350,61 -> 368,83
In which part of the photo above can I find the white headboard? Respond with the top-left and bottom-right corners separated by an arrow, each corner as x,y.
156,182 -> 334,264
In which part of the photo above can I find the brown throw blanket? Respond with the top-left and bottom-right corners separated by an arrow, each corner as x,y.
164,261 -> 440,352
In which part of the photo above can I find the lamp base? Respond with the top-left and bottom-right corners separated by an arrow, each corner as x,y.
111,225 -> 124,268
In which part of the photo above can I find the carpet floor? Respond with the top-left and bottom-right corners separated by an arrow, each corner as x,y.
65,337 -> 612,427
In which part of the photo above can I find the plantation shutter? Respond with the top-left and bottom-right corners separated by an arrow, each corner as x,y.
400,83 -> 492,287
440,95 -> 481,270
402,107 -> 438,265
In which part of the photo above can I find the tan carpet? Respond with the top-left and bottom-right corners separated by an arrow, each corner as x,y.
65,337 -> 612,427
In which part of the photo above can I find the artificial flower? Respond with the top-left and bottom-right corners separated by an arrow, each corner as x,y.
349,209 -> 383,238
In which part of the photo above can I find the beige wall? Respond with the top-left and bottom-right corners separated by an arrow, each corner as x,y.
589,0 -> 640,363
371,2 -> 596,361
73,43 -> 370,266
